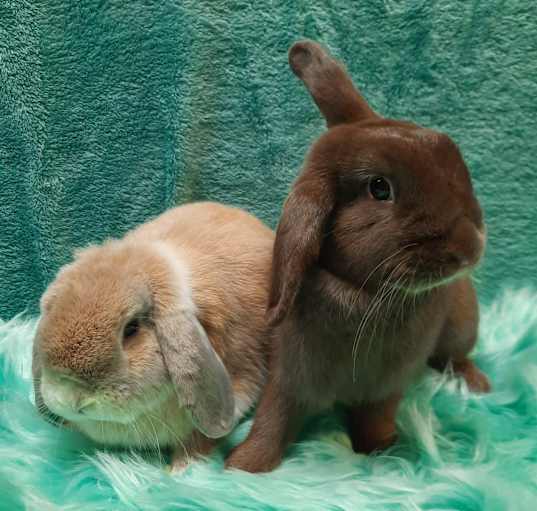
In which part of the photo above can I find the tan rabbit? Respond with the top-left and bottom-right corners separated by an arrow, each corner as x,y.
32,202 -> 274,469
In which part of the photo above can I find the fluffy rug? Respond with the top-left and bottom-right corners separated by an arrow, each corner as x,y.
1,289 -> 537,510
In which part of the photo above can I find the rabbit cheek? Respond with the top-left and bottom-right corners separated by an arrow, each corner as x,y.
114,342 -> 171,417
124,333 -> 169,391
322,205 -> 400,289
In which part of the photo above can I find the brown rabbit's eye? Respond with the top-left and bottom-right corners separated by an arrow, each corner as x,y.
124,319 -> 140,340
369,176 -> 393,201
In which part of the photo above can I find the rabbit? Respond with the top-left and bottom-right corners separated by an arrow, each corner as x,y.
32,202 -> 274,470
225,40 -> 490,473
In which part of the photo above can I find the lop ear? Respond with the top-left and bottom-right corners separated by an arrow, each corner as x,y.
289,40 -> 379,127
268,165 -> 336,325
155,308 -> 235,439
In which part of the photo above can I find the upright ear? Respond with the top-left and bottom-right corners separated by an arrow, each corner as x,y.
289,40 -> 379,127
268,164 -> 336,325
155,307 -> 235,439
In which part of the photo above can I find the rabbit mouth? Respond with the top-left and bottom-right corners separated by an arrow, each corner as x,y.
40,375 -> 172,425
44,393 -> 166,424
72,397 -> 193,449
41,390 -> 138,423
363,251 -> 472,297
393,222 -> 485,294
383,249 -> 479,295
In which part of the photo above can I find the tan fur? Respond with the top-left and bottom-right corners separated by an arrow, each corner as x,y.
34,202 -> 274,465
129,202 -> 274,391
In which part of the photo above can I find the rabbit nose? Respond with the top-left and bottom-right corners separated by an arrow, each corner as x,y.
50,369 -> 92,399
76,397 -> 96,414
449,217 -> 485,268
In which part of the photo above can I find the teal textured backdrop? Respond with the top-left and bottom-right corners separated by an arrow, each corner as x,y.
0,0 -> 536,319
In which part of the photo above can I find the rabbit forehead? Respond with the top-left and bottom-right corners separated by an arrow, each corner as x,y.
319,121 -> 464,171
37,302 -> 119,381
46,246 -> 154,323
317,123 -> 475,198
37,242 -> 177,379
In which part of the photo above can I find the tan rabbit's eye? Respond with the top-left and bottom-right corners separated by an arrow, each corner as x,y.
368,176 -> 393,201
123,319 -> 140,340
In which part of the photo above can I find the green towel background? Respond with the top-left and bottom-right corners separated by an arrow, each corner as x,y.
0,0 -> 535,320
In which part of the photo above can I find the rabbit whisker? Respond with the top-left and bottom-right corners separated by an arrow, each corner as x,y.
146,415 -> 163,464
350,246 -> 412,362
352,257 -> 406,381
145,411 -> 194,468
382,264 -> 410,358
389,267 -> 413,362
363,258 -> 408,368
356,243 -> 417,298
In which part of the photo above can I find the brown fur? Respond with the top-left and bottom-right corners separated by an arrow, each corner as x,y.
226,41 -> 490,473
33,202 -> 274,466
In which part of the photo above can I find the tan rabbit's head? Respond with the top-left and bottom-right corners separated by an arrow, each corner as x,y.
33,240 -> 235,440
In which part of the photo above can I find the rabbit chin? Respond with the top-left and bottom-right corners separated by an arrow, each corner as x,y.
397,267 -> 474,295
71,394 -> 194,449
41,380 -> 194,448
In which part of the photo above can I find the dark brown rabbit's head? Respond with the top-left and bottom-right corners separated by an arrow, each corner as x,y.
268,40 -> 485,325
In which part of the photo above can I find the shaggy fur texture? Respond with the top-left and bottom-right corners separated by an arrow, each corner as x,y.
1,288 -> 536,510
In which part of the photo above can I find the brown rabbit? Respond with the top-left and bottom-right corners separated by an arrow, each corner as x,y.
226,41 -> 490,473
32,202 -> 273,469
